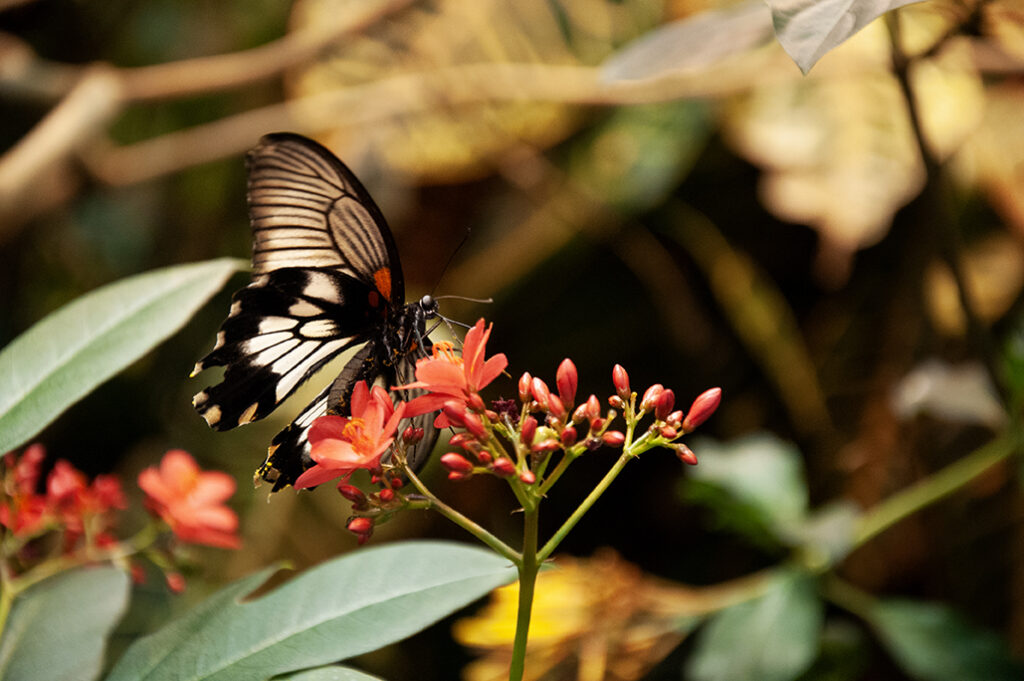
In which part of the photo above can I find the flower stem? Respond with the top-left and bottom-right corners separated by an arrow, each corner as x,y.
508,506 -> 539,681
854,432 -> 1019,546
404,465 -> 520,562
538,450 -> 631,562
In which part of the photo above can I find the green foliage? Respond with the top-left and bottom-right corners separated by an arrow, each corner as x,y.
0,258 -> 244,454
0,567 -> 130,681
686,569 -> 824,681
868,599 -> 1024,681
106,541 -> 516,681
273,668 -> 385,681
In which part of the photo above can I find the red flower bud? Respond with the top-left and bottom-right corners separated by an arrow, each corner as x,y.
531,438 -> 561,452
463,412 -> 487,439
548,394 -> 566,420
490,458 -> 516,476
682,387 -> 722,432
390,478 -> 404,489
378,488 -> 395,502
476,450 -> 493,464
530,377 -> 551,408
518,372 -> 533,402
337,483 -> 367,506
468,393 -> 486,413
440,452 -> 474,474
556,358 -> 578,406
641,384 -> 664,411
485,409 -> 499,421
402,426 -> 424,445
520,416 -> 538,446
519,470 -> 536,485
675,443 -> 698,465
561,426 -> 577,447
666,410 -> 684,428
166,572 -> 186,593
572,402 -> 588,424
612,364 -> 630,399
585,395 -> 601,421
448,432 -> 474,449
608,395 -> 624,409
660,425 -> 678,439
590,417 -> 605,432
448,471 -> 469,481
442,401 -> 467,427
602,431 -> 626,447
347,516 -> 374,535
655,389 -> 675,422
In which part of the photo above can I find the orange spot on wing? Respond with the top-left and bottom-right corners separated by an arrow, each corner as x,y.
373,268 -> 392,301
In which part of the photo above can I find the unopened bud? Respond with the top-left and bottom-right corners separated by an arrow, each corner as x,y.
666,410 -> 684,428
682,387 -> 722,432
556,358 -> 578,406
449,432 -> 474,449
440,452 -> 474,474
585,395 -> 601,421
519,470 -> 536,485
490,458 -> 516,476
590,417 -> 605,432
572,402 -> 588,424
602,431 -> 626,447
347,516 -> 374,535
448,471 -> 469,481
402,426 -> 425,445
518,372 -> 533,402
660,425 -> 678,439
166,572 -> 186,593
675,443 -> 698,465
463,412 -> 487,439
442,401 -> 467,427
520,416 -> 538,446
609,395 -> 624,409
655,389 -> 675,422
530,377 -> 551,408
531,438 -> 561,453
612,364 -> 631,399
476,450 -> 493,464
468,393 -> 486,413
337,483 -> 367,506
390,477 -> 404,489
548,394 -> 566,420
561,425 -> 577,447
378,488 -> 395,502
641,384 -> 664,411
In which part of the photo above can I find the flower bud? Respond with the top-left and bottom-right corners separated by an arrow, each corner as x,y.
442,401 -> 467,427
660,425 -> 678,439
590,417 -> 605,432
347,516 -> 374,535
556,358 -> 578,406
520,416 -> 538,446
468,393 -> 486,413
485,409 -> 499,421
531,438 -> 561,453
547,394 -> 566,421
463,412 -> 487,439
390,478 -> 404,489
448,471 -> 469,481
572,402 -> 589,424
476,450 -> 493,463
585,395 -> 601,421
666,410 -> 684,428
519,470 -> 536,485
641,383 -> 664,411
518,372 -> 533,402
490,458 -> 516,477
530,377 -> 551,408
675,443 -> 698,465
166,572 -> 186,593
378,488 -> 395,502
682,387 -> 722,432
608,395 -> 624,409
612,364 -> 630,399
560,425 -> 577,447
337,483 -> 368,506
449,432 -> 474,449
654,389 -> 675,422
440,452 -> 474,474
602,431 -> 626,447
402,425 -> 425,445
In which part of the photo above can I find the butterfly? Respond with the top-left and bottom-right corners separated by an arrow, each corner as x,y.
192,133 -> 440,491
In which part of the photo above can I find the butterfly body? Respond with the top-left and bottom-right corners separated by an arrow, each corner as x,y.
193,133 -> 439,490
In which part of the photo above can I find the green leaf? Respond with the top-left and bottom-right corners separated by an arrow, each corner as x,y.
686,569 -> 823,681
273,667 -> 385,681
600,0 -> 774,82
767,0 -> 923,73
0,258 -> 244,453
107,541 -> 516,681
869,599 -> 1024,681
0,567 -> 130,681
683,434 -> 809,543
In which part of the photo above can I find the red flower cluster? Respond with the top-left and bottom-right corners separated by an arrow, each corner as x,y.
1,444 -> 126,550
296,381 -> 407,489
138,450 -> 240,549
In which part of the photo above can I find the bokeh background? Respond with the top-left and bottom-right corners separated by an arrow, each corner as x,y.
3,0 -> 1024,679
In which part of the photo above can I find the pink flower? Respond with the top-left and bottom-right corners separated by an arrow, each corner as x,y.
400,319 -> 508,427
294,381 -> 406,489
138,450 -> 240,549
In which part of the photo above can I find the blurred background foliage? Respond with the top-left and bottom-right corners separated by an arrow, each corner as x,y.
3,0 -> 1024,679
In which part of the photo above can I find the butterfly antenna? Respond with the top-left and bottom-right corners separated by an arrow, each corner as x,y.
431,228 -> 473,296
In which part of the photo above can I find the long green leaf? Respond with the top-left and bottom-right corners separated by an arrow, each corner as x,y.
0,567 -> 130,681
106,541 -> 516,681
0,258 -> 244,453
686,569 -> 823,681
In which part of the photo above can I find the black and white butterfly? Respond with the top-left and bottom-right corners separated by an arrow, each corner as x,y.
192,133 -> 440,491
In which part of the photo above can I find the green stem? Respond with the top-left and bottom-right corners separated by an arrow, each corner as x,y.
508,506 -> 540,681
854,433 -> 1018,546
404,465 -> 520,562
538,450 -> 631,562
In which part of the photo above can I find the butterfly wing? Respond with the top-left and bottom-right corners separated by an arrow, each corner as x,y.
194,134 -> 409,483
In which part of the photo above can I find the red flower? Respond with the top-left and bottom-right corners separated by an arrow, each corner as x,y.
294,381 -> 406,489
138,450 -> 240,549
400,319 -> 508,427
